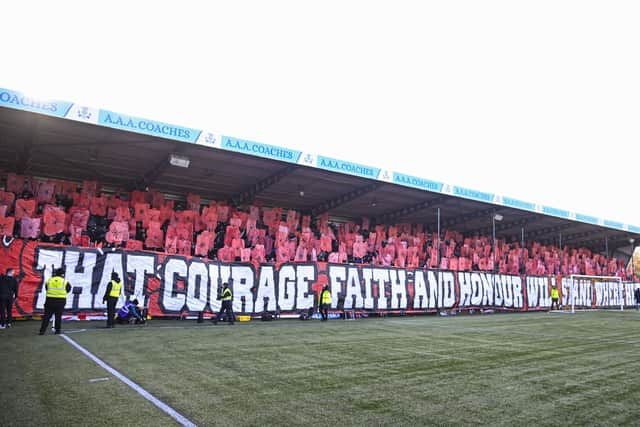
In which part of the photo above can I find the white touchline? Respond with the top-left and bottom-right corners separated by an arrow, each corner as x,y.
61,334 -> 197,427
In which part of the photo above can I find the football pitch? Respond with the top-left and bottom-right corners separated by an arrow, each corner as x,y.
2,311 -> 640,426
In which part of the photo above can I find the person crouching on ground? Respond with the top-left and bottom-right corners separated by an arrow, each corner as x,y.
102,272 -> 122,328
116,298 -> 145,324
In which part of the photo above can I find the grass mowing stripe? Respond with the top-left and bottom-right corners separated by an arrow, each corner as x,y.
60,334 -> 197,427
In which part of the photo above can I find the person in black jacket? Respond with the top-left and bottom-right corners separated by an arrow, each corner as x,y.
0,268 -> 19,329
102,272 -> 123,328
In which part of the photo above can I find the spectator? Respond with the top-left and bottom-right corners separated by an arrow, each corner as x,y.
0,268 -> 19,329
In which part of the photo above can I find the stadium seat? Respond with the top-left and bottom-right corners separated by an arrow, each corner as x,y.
0,216 -> 15,237
43,210 -> 65,237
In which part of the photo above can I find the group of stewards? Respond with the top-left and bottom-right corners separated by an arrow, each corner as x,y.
36,273 -> 338,334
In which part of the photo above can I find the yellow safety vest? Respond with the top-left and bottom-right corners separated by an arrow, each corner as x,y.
551,288 -> 559,299
46,276 -> 68,299
222,287 -> 233,301
109,280 -> 122,298
321,290 -> 332,305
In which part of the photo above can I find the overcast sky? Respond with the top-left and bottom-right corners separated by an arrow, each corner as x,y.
2,1 -> 639,226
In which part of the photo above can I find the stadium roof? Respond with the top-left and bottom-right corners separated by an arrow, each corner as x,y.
1,87 -> 638,256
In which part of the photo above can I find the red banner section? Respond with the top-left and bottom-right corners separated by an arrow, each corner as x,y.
0,241 -> 634,318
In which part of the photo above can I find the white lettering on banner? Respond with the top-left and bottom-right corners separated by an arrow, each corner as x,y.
231,265 -> 254,313
328,265 -> 347,309
458,273 -> 473,307
512,276 -> 524,308
362,268 -> 376,309
412,270 -> 429,309
497,275 -> 523,309
481,273 -> 493,306
373,268 -> 390,310
440,271 -> 456,309
561,278 -> 572,307
29,246 -> 633,315
470,273 -> 483,306
344,266 -> 363,309
63,250 -> 97,310
278,265 -> 296,311
94,253 -> 125,309
626,283 -> 635,305
295,265 -> 317,311
389,269 -> 407,309
35,248 -> 65,309
186,261 -> 209,312
126,254 -> 156,307
255,266 -> 276,313
208,264 -> 222,312
494,275 -> 507,308
526,277 -> 549,309
458,272 -> 472,307
574,280 -> 593,308
426,271 -> 439,309
162,258 -> 187,312
494,274 -> 504,307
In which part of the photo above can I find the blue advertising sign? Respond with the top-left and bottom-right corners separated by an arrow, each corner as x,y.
316,156 -> 380,179
453,186 -> 494,203
393,172 -> 443,192
98,110 -> 200,143
604,219 -> 624,230
0,88 -> 73,118
502,197 -> 536,212
220,136 -> 302,163
575,213 -> 599,225
542,206 -> 570,219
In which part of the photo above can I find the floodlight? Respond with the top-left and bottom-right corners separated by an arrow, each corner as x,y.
169,154 -> 190,168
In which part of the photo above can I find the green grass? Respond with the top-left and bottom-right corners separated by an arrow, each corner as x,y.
3,311 -> 640,426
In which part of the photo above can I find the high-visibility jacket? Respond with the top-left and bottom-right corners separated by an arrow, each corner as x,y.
109,280 -> 122,298
221,287 -> 233,301
320,289 -> 332,305
551,288 -> 559,299
46,276 -> 68,299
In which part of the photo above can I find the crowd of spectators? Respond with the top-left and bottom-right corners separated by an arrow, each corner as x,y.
0,173 -> 629,279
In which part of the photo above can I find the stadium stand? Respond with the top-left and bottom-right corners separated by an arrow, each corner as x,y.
0,173 -> 629,280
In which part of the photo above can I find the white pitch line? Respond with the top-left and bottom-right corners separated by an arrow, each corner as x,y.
61,334 -> 196,427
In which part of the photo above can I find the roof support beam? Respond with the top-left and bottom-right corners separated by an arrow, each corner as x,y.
230,165 -> 299,206
16,116 -> 40,174
135,143 -> 185,189
311,182 -> 383,217
520,223 -> 575,243
375,196 -> 449,224
36,150 -> 106,181
583,233 -> 634,253
558,229 -> 606,245
438,207 -> 498,230
475,214 -> 539,236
